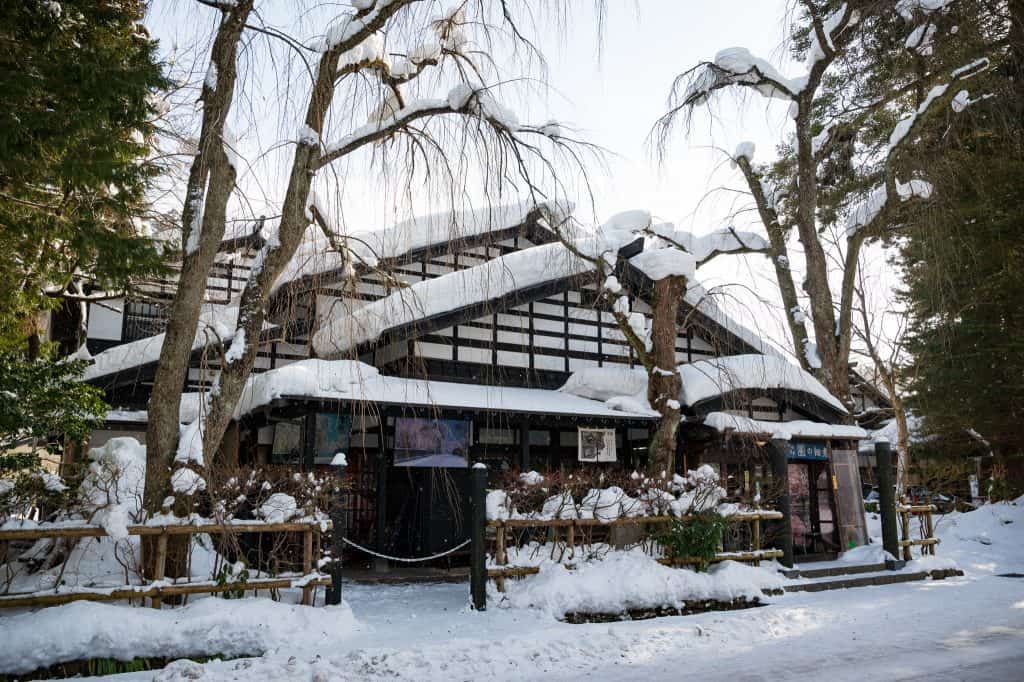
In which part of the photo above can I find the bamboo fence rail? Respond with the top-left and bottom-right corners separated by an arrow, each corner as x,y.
487,511 -> 784,591
0,520 -> 331,609
896,504 -> 939,561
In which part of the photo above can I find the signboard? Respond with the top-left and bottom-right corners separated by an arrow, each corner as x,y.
394,417 -> 471,468
313,413 -> 351,465
578,428 -> 617,463
788,439 -> 828,462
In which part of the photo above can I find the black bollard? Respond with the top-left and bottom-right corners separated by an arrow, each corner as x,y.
469,463 -> 487,611
875,440 -> 903,568
770,438 -> 794,568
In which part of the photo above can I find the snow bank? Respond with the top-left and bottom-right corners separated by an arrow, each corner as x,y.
930,498 -> 1024,574
0,598 -> 361,675
498,550 -> 784,618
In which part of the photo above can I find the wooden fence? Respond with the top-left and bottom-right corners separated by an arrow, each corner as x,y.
897,504 -> 939,561
0,520 -> 331,609
487,511 -> 784,592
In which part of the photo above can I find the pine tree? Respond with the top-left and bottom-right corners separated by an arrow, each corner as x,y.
0,0 -> 169,353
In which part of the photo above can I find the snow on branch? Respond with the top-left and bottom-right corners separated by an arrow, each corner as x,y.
316,84 -> 567,169
647,224 -> 769,268
680,47 -> 807,107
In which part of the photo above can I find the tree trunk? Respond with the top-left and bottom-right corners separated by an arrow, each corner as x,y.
142,1 -> 253,514
197,43 -> 345,464
646,276 -> 686,477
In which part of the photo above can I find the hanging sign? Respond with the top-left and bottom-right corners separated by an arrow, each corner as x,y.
578,428 -> 617,462
787,439 -> 828,462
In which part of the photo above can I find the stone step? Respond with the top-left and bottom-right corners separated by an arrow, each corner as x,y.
784,568 -> 962,593
780,562 -> 887,580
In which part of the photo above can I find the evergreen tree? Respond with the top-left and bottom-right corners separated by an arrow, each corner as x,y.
0,0 -> 170,354
897,1 -> 1024,454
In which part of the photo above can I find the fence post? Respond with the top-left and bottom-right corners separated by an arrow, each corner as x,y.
151,531 -> 168,609
301,528 -> 314,606
469,463 -> 487,611
770,438 -> 794,568
875,440 -> 903,568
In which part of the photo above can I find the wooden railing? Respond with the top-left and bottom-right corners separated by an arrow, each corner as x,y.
896,504 -> 939,560
0,520 -> 331,609
487,511 -> 784,592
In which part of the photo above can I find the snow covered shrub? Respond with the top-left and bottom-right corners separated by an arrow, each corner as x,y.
0,469 -> 72,525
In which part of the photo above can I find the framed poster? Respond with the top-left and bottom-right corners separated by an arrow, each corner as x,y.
393,417 -> 471,468
271,420 -> 304,464
578,427 -> 617,462
314,413 -> 351,465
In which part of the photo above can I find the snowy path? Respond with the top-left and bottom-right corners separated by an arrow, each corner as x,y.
107,572 -> 1024,681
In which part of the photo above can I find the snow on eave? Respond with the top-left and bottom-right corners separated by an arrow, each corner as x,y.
272,200 -> 573,296
83,305 -> 278,383
703,412 -> 867,440
680,354 -> 848,414
229,358 -> 656,421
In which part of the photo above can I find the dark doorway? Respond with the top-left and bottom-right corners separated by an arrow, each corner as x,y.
788,461 -> 840,559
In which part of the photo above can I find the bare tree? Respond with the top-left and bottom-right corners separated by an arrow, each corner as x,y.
166,1 -> 599,480
144,0 -> 255,514
556,212 -> 768,475
655,1 -> 994,411
851,253 -> 912,493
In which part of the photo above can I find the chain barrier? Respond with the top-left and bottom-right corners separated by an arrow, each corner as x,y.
341,537 -> 471,563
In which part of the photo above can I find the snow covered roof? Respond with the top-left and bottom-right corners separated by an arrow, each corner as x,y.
559,353 -> 848,420
680,354 -> 847,413
230,359 -> 658,421
273,200 -> 572,296
703,412 -> 867,441
313,212 -> 645,358
83,304 -> 279,385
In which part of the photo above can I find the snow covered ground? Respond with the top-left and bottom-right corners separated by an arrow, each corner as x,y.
1,498 -> 1022,681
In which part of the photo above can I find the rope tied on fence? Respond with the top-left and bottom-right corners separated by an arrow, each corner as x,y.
341,537 -> 470,563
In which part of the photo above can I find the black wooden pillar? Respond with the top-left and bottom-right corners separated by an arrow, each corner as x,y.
875,440 -> 902,567
469,463 -> 487,610
770,437 -> 794,568
519,420 -> 530,471
374,418 -> 390,573
327,465 -> 347,605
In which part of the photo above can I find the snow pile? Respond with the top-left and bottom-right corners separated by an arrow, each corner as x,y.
497,550 -> 784,618
629,248 -> 696,281
0,598 -> 361,676
558,365 -> 648,402
80,437 -> 147,540
258,493 -> 299,524
929,497 -> 1024,574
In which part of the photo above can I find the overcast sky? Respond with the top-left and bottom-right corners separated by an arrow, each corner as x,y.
147,0 -> 830,359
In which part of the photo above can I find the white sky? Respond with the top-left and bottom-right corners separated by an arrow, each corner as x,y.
146,0 -> 841,362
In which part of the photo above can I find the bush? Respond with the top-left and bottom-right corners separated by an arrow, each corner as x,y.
658,512 -> 729,572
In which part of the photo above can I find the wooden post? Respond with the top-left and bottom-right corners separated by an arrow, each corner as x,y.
924,510 -> 935,556
151,531 -> 168,609
752,517 -> 761,566
301,528 -> 314,606
567,521 -> 575,561
875,441 -> 902,566
495,524 -> 507,593
899,509 -> 912,561
770,438 -> 794,568
469,463 -> 487,611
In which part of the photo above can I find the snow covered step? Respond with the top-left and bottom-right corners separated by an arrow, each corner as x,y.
780,562 -> 887,580
782,569 -> 937,589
